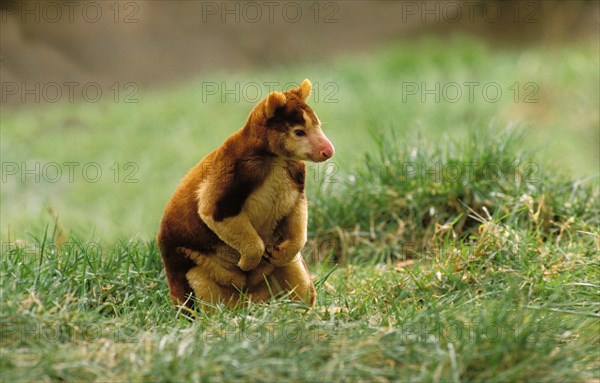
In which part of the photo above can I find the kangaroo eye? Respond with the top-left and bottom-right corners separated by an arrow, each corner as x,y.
294,130 -> 306,137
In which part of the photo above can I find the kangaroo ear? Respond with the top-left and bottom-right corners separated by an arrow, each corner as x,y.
296,79 -> 312,101
265,91 -> 287,119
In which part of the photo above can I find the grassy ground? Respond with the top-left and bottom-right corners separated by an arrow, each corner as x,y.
1,36 -> 599,381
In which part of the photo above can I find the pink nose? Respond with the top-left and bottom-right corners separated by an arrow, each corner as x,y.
320,140 -> 335,160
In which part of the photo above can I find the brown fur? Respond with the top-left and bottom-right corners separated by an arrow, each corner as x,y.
157,79 -> 333,311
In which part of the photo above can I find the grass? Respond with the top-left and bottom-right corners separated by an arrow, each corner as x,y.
2,129 -> 598,381
1,35 -> 598,240
1,35 -> 599,381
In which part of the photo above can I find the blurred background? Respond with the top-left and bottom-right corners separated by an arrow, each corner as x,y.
1,0 -> 598,88
1,0 -> 599,241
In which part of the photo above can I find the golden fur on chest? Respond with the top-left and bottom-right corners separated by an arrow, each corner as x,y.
244,159 -> 300,240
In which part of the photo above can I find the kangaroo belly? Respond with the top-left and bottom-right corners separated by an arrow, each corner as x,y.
243,161 -> 299,241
